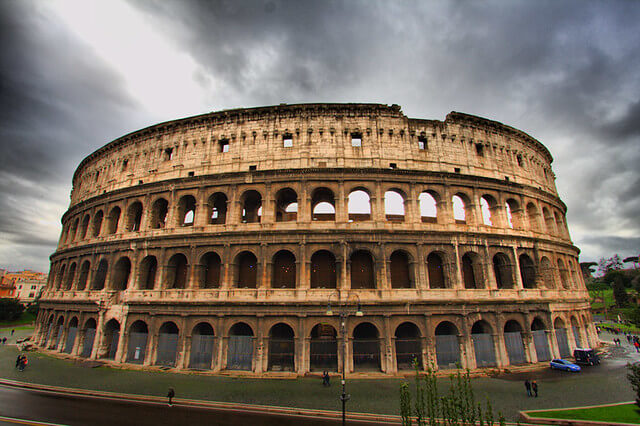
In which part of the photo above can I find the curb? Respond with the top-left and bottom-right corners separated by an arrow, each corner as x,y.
520,401 -> 638,426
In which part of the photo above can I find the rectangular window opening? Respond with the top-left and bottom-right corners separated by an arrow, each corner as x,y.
351,133 -> 362,147
454,167 -> 461,174
122,159 -> 129,171
164,148 -> 174,161
418,136 -> 427,150
188,171 -> 195,177
389,163 -> 397,169
475,143 -> 484,157
249,165 -> 257,171
219,139 -> 229,153
283,134 -> 293,148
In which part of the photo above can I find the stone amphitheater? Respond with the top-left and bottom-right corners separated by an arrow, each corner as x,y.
35,103 -> 596,375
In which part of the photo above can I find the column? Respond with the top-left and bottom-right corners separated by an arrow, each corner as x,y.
512,246 -> 524,290
453,240 -> 463,289
337,182 -> 348,223
90,310 -> 105,360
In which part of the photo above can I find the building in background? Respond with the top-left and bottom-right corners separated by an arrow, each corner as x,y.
0,270 -> 48,304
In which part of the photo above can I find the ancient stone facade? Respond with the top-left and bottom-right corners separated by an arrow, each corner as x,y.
35,103 -> 595,375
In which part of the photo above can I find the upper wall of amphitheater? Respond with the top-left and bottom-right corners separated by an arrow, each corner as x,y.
70,103 -> 557,207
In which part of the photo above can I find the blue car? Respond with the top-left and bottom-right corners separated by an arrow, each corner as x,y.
550,359 -> 581,372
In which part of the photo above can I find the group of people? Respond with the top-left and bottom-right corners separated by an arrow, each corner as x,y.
626,334 -> 640,352
15,354 -> 28,372
524,379 -> 538,397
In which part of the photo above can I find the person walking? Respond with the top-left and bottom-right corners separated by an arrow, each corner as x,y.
167,388 -> 175,406
18,355 -> 27,372
15,354 -> 22,369
524,379 -> 532,397
322,371 -> 330,387
634,341 -> 639,353
532,380 -> 538,398
11,329 -> 14,336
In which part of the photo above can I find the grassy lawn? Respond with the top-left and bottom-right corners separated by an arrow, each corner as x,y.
528,403 -> 640,424
599,321 -> 640,334
590,289 -> 614,310
0,312 -> 36,328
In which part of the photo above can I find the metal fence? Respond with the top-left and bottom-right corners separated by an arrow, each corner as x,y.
504,331 -> 526,365
126,332 -> 148,364
189,335 -> 216,370
556,328 -> 571,358
81,328 -> 96,358
63,327 -> 77,354
353,339 -> 380,371
45,324 -> 54,347
572,326 -> 583,348
309,339 -> 338,371
472,333 -> 496,367
532,330 -> 551,361
54,325 -> 64,350
227,335 -> 253,370
268,338 -> 295,371
395,338 -> 422,370
107,331 -> 119,359
156,333 -> 179,366
435,334 -> 460,369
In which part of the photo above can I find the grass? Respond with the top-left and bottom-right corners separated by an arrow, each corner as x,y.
599,321 -> 640,334
590,289 -> 614,310
0,312 -> 35,328
528,403 -> 640,424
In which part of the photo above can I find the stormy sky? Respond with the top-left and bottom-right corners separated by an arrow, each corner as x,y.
1,0 -> 638,272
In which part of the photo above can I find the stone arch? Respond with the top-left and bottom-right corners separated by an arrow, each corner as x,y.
77,260 -> 90,290
199,252 -> 221,289
531,316 -> 551,361
462,251 -> 483,289
554,316 -> 571,357
480,194 -> 499,226
63,316 -> 79,354
150,198 -> 169,229
106,206 -> 121,235
353,322 -> 381,371
311,187 -> 336,221
384,189 -> 405,221
138,255 -> 158,290
110,256 -> 131,291
101,318 -> 120,359
268,323 -> 295,371
272,250 -> 296,288
80,317 -> 97,358
554,211 -> 566,236
540,256 -> 555,289
156,321 -> 180,367
310,250 -> 337,289
471,320 -> 496,367
505,198 -> 522,229
390,250 -> 413,289
166,253 -> 189,289
557,258 -> 570,289
51,315 -> 66,350
55,263 -> 66,290
240,190 -> 262,223
395,322 -> 422,370
434,321 -> 460,369
91,259 -> 108,290
542,206 -> 555,234
235,251 -> 258,288
427,251 -> 447,289
208,192 -> 228,224
64,262 -> 77,290
526,202 -> 540,232
125,201 -> 143,232
92,210 -> 103,237
275,187 -> 298,222
519,254 -> 536,289
452,192 -> 473,224
570,316 -> 583,348
350,249 -> 375,289
80,214 -> 90,239
419,190 -> 439,223
126,320 -> 149,364
69,218 -> 79,242
493,252 -> 514,289
227,322 -> 254,371
348,188 -> 371,221
309,323 -> 338,371
190,322 -> 216,370
504,319 -> 527,365
177,195 -> 197,227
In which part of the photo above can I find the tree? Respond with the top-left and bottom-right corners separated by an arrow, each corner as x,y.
627,363 -> 640,408
598,255 -> 623,276
613,278 -> 629,307
0,298 -> 24,321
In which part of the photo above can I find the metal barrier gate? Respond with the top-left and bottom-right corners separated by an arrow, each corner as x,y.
472,333 -> 496,367
126,332 -> 148,364
532,330 -> 551,361
268,338 -> 295,371
54,325 -> 64,350
572,326 -> 583,348
227,335 -> 253,370
63,327 -> 77,354
81,328 -> 96,358
309,339 -> 338,371
504,331 -> 526,365
435,334 -> 460,369
353,339 -> 380,371
395,338 -> 422,370
107,331 -> 119,359
156,333 -> 179,366
189,335 -> 215,369
556,328 -> 570,358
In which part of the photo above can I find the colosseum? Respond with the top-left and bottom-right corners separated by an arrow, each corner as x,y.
34,103 -> 596,375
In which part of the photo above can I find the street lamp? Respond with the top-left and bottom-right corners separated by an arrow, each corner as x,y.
326,291 -> 363,426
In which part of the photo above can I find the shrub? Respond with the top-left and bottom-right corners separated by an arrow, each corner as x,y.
0,298 -> 25,321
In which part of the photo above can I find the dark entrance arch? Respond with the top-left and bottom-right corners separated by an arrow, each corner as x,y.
435,321 -> 460,369
390,251 -> 412,289
236,251 -> 257,288
427,253 -> 446,288
395,322 -> 422,370
199,252 -> 221,288
167,254 -> 189,289
471,320 -> 496,367
310,250 -> 337,289
310,324 -> 338,371
227,323 -> 254,371
126,320 -> 149,364
80,318 -> 97,358
63,317 -> 79,354
101,319 -> 120,359
504,320 -> 527,365
268,323 -> 295,371
272,250 -> 296,288
350,250 -> 375,289
493,253 -> 514,289
156,322 -> 179,367
531,318 -> 551,361
190,323 -> 215,370
352,323 -> 380,371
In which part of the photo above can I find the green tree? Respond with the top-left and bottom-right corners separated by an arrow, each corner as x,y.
0,298 -> 24,321
598,255 -> 623,276
627,362 -> 640,408
613,278 -> 629,307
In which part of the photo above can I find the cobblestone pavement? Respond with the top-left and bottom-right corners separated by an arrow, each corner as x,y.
0,327 -> 635,422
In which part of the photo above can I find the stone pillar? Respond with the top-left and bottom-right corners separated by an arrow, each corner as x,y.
299,184 -> 311,223
548,328 -> 560,359
453,240 -> 463,289
116,331 -> 129,363
336,183 -> 348,223
493,332 -> 508,367
195,188 -> 208,227
522,331 -> 537,363
90,310 -> 105,360
372,182 -> 384,222
407,183 -> 419,224
341,241 -> 349,290
416,244 -> 427,289
512,246 -> 524,290
299,243 -> 308,290
221,244 -> 231,289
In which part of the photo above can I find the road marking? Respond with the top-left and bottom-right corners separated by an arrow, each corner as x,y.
0,416 -> 66,426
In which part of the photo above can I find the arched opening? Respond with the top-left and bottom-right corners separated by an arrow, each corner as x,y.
348,189 -> 371,222
505,199 -> 522,229
571,317 -> 583,348
91,259 -> 108,290
138,256 -> 157,290
272,250 -> 296,288
462,252 -> 481,289
531,318 -> 551,361
540,257 -> 555,289
55,264 -> 66,290
384,190 -> 405,221
519,254 -> 536,289
150,198 -> 169,229
427,252 -> 446,289
167,254 -> 189,289
312,187 -> 336,221
350,250 -> 375,289
80,215 -> 90,239
452,194 -> 470,224
504,320 -> 526,365
51,316 -> 65,350
227,322 -> 254,371
92,210 -> 103,237
241,190 -> 262,223
190,323 -> 215,370
43,315 -> 55,348
390,250 -> 412,288
208,192 -> 227,224
101,319 -> 120,359
177,195 -> 196,227
275,188 -> 298,222
268,323 -> 295,371
471,320 -> 496,367
395,322 -> 422,370
69,219 -> 79,242
554,317 -> 571,357
310,324 -> 337,371
353,323 -> 380,371
199,252 -> 221,289
126,202 -> 143,232
63,317 -> 79,354
480,196 -> 496,226
435,321 -> 460,369
80,318 -> 97,358
126,320 -> 149,364
310,250 -> 337,289
110,257 -> 131,291
156,322 -> 179,367
558,259 -> 570,289
107,207 -> 121,235
64,262 -> 76,290
419,191 -> 438,223
493,253 -> 514,289
236,251 -> 257,288
554,212 -> 566,237
77,261 -> 90,291
542,207 -> 555,234
526,202 -> 540,232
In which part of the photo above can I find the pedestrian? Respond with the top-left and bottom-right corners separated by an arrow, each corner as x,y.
18,355 -> 27,372
322,371 -> 330,387
634,341 -> 639,353
11,329 -> 14,336
532,380 -> 538,398
167,388 -> 175,406
2,337 -> 6,344
15,354 -> 22,369
524,379 -> 532,397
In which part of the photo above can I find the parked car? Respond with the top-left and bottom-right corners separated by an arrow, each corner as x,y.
550,359 -> 581,372
573,348 -> 600,366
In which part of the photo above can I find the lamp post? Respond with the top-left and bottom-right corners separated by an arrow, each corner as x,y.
326,292 -> 363,426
